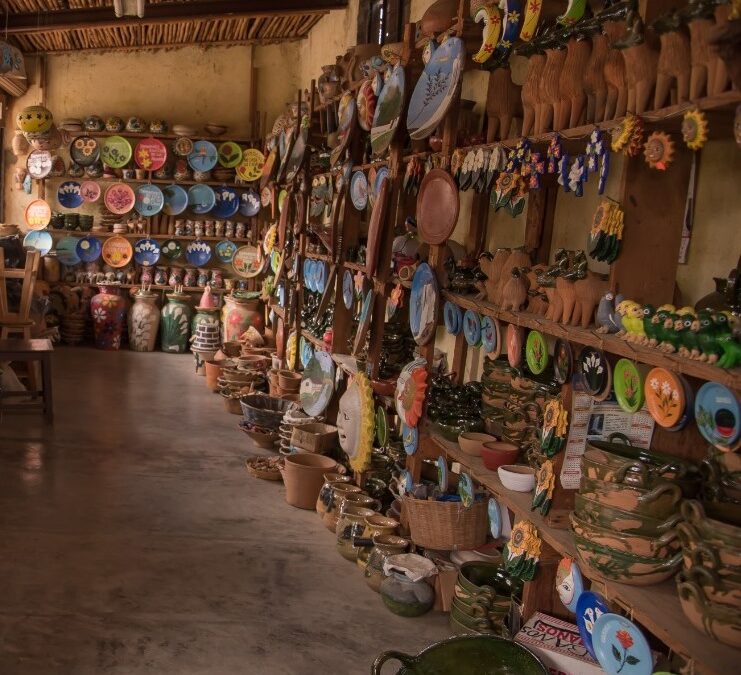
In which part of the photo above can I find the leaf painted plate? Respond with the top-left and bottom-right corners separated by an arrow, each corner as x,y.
350,171 -> 368,211
240,189 -> 261,217
463,309 -> 481,346
134,183 -> 165,217
644,367 -> 685,428
22,230 -> 53,256
575,591 -> 611,660
212,186 -> 240,219
104,182 -> 136,215
553,338 -> 573,385
480,315 -> 499,355
25,199 -> 51,230
409,262 -> 438,345
443,301 -> 462,335
578,347 -> 609,397
100,135 -> 132,168
613,359 -> 644,413
370,64 -> 405,157
133,237 -> 161,266
217,141 -> 243,168
160,239 -> 183,260
70,136 -> 100,167
101,235 -> 133,268
187,183 -> 216,214
185,239 -> 212,266
592,613 -> 652,675
187,140 -> 218,172
232,245 -> 263,278
695,382 -> 740,451
215,239 -> 237,263
80,180 -> 101,203
525,330 -> 548,374
162,184 -> 188,216
134,137 -> 167,171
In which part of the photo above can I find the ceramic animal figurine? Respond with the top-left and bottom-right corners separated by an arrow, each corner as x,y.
582,20 -> 610,123
596,291 -> 625,333
537,30 -> 568,133
556,277 -> 577,324
708,1 -> 739,93
717,313 -> 741,367
697,310 -> 723,362
614,10 -> 659,115
600,2 -> 630,120
641,304 -> 660,346
573,272 -> 609,328
673,310 -> 694,356
496,249 -> 531,306
501,268 -> 530,311
682,0 -> 721,99
652,11 -> 691,109
486,66 -> 522,142
557,25 -> 592,130
525,266 -> 549,315
518,43 -> 546,136
478,248 -> 510,303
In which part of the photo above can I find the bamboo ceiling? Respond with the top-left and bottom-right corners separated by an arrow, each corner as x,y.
2,0 -> 337,53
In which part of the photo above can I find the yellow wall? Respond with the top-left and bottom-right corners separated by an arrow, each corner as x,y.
252,41 -> 302,128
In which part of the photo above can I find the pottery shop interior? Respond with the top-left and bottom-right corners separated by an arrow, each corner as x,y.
0,0 -> 740,673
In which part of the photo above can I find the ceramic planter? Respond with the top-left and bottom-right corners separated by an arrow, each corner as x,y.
677,522 -> 741,569
678,566 -> 741,609
128,290 -> 160,352
190,306 -> 220,352
681,500 -> 741,548
574,493 -> 681,537
160,292 -> 192,353
569,512 -> 679,558
221,294 -> 264,343
90,284 -> 127,350
321,483 -> 365,532
364,534 -> 409,593
316,473 -> 353,518
586,439 -> 700,481
579,476 -> 682,519
357,515 -> 400,569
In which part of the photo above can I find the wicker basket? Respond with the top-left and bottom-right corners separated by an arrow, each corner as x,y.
403,496 -> 488,551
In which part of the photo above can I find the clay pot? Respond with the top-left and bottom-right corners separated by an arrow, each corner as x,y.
282,453 -> 337,510
128,290 -> 160,352
322,483 -> 365,531
357,515 -> 400,569
569,512 -> 678,558
204,360 -> 222,392
277,369 -> 302,391
160,292 -> 192,353
190,307 -> 220,352
364,534 -> 409,592
336,504 -> 377,562
380,571 -> 435,617
316,473 -> 353,518
221,294 -> 264,343
579,476 -> 682,519
480,442 -> 520,471
677,580 -> 741,648
90,285 -> 127,350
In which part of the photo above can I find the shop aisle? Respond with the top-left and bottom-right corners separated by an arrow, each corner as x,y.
0,347 -> 449,675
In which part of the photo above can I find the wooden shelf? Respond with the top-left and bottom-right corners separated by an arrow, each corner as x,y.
304,252 -> 333,263
47,229 -> 254,244
67,129 -> 259,145
43,174 -> 256,191
300,329 -> 328,350
343,261 -> 365,272
52,281 -> 225,293
443,291 -> 741,390
430,432 -> 738,675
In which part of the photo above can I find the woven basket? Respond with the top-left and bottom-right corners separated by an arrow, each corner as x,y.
403,496 -> 488,551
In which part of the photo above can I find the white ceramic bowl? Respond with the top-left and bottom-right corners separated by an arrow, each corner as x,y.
497,465 -> 536,492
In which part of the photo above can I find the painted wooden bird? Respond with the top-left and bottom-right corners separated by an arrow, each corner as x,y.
697,310 -> 722,363
642,304 -> 659,345
621,301 -> 646,342
674,311 -> 695,357
658,312 -> 682,352
596,292 -> 618,333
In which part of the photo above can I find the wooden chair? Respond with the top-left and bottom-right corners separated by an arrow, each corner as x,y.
0,338 -> 53,423
0,248 -> 40,339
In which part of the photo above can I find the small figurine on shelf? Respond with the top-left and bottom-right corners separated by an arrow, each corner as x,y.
205,220 -> 215,237
154,266 -> 168,286
183,267 -> 197,287
210,269 -> 223,289
175,220 -> 185,237
197,268 -> 210,288
225,221 -> 235,238
215,221 -> 225,238
235,222 -> 246,239
595,291 -> 624,333
168,267 -> 184,287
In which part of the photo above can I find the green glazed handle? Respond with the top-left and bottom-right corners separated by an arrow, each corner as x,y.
636,481 -> 682,506
614,461 -> 650,486
372,650 -> 415,675
679,564 -> 722,590
687,541 -> 722,571
681,499 -> 704,525
608,432 -> 633,445
676,522 -> 702,548
654,526 -> 679,550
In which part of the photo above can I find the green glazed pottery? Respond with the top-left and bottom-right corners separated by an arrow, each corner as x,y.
449,612 -> 491,636
579,476 -> 682,519
457,562 -> 520,600
450,600 -> 500,632
613,358 -> 644,413
525,330 -> 548,375
569,512 -> 678,558
676,521 -> 741,568
676,579 -> 741,648
681,500 -> 741,548
575,493 -> 681,536
678,566 -> 741,609
587,439 -> 699,481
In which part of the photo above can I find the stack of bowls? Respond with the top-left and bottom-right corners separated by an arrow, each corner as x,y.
450,562 -> 520,637
278,408 -> 318,455
676,500 -> 741,647
239,394 -> 292,432
61,312 -> 87,345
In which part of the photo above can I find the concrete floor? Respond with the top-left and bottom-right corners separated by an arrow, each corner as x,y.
0,347 -> 449,675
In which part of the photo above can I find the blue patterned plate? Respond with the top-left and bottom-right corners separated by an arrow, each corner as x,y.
409,262 -> 438,345
212,186 -> 239,219
185,239 -> 212,266
463,309 -> 481,346
402,422 -> 418,455
57,181 -> 83,208
134,183 -> 164,217
56,236 -> 81,265
240,189 -> 261,217
303,258 -> 312,288
133,238 -> 161,266
160,239 -> 182,260
215,239 -> 237,263
576,591 -> 611,660
23,230 -> 53,256
443,301 -> 462,335
187,184 -> 215,214
162,184 -> 188,216
187,139 -> 218,172
75,235 -> 102,263
592,613 -> 652,675
342,269 -> 354,309
488,498 -> 502,538
316,262 -> 327,294
481,315 -> 498,353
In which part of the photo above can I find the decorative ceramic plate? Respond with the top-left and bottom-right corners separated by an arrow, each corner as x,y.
134,137 -> 167,171
212,186 -> 239,218
331,91 -> 357,166
578,347 -> 609,397
316,262 -> 327,294
260,186 -> 272,208
644,367 -> 685,428
218,141 -> 243,168
215,239 -> 237,263
24,199 -> 51,230
409,263 -> 438,345
395,358 -> 428,428
370,64 -> 405,156
133,238 -> 161,266
270,250 -> 281,274
525,330 -> 548,374
236,147 -> 264,183
555,557 -> 584,614
285,130 -> 307,183
187,183 -> 216,214
407,36 -> 463,140
300,337 -> 313,368
100,135 -> 132,168
160,239 -> 182,260
553,338 -> 573,385
57,181 -> 83,209
695,382 -> 740,451
101,236 -> 132,267
162,184 -> 188,216
350,171 -> 368,211
70,136 -> 100,167
185,239 -> 212,266
240,189 -> 261,217
23,230 -> 53,256
300,350 -> 335,417
27,150 -> 52,178
232,245 -> 263,278
374,166 -> 389,199
402,422 -> 418,455
356,78 -> 377,131
481,315 -> 499,355
56,236 -> 81,265
575,591 -> 611,660
259,146 -> 278,190
188,140 -> 218,172
134,183 -> 164,217
417,169 -> 460,245
365,176 -> 389,277
437,455 -> 448,491
488,498 -> 502,539
79,180 -> 101,203
507,324 -> 523,368
592,613 -> 652,675
443,301 -> 462,335
342,269 -> 354,309
173,136 -> 193,157
104,182 -> 135,214
277,189 -> 288,214
613,359 -> 644,413
458,472 -> 474,508
463,309 -> 481,346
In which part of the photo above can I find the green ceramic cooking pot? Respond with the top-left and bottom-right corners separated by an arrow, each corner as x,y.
579,476 -> 682,519
575,493 -> 681,536
677,521 -> 741,568
587,438 -> 699,479
450,600 -> 497,632
676,579 -> 741,648
457,562 -> 521,600
678,566 -> 741,608
681,500 -> 741,548
371,635 -> 548,675
569,512 -> 678,558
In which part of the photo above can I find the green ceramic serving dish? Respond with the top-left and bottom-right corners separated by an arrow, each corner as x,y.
681,500 -> 741,548
450,600 -> 498,632
579,476 -> 682,519
575,493 -> 681,536
676,580 -> 741,648
457,562 -> 521,600
586,439 -> 699,479
569,512 -> 679,558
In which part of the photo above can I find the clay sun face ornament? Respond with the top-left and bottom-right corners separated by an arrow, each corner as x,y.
337,372 -> 375,472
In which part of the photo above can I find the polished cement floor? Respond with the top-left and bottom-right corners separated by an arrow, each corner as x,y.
0,347 -> 449,675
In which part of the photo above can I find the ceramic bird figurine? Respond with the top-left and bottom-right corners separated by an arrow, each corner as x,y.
696,310 -> 721,363
595,291 -> 623,333
658,311 -> 682,352
651,304 -> 675,349
717,332 -> 741,368
642,304 -> 659,345
674,312 -> 692,356
686,313 -> 704,359
620,301 -> 645,342
615,299 -> 632,336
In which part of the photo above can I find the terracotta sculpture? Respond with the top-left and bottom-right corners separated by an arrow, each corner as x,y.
614,10 -> 659,114
582,21 -> 610,123
485,66 -> 522,142
501,268 -> 530,311
653,12 -> 691,109
478,248 -> 510,304
496,249 -> 531,306
557,27 -> 592,130
573,272 -> 610,328
537,31 -> 567,133
525,266 -> 549,315
601,4 -> 630,120
521,50 -> 546,137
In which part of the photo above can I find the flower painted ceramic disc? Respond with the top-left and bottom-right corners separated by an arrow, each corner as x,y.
350,171 -> 368,211
644,367 -> 685,428
23,230 -> 53,256
370,64 -> 405,156
240,189 -> 260,217
592,613 -> 652,675
187,184 -> 216,214
232,245 -> 263,278
25,199 -> 51,230
525,330 -> 548,374
555,557 -> 584,614
160,239 -> 182,260
481,315 -> 499,355
409,262 -> 438,345
57,181 -> 83,209
463,309 -> 481,346
100,135 -> 132,168
56,236 -> 81,265
695,382 -> 740,451
553,338 -> 573,385
134,137 -> 167,171
185,239 -> 212,266
162,184 -> 188,216
217,141 -> 243,168
300,350 -> 335,417
80,180 -> 101,203
579,347 -> 608,397
212,186 -> 239,218
188,140 -> 218,172
488,498 -> 502,539
342,269 -> 354,310
458,472 -> 474,508
173,136 -> 193,157
402,422 -> 418,455
101,235 -> 133,267
133,238 -> 161,267
27,150 -> 52,179
576,591 -> 611,660
134,183 -> 164,217
215,239 -> 237,263
613,359 -> 644,413
70,135 -> 100,167
443,301 -> 462,335
507,324 -> 523,368
104,182 -> 136,214
237,148 -> 265,182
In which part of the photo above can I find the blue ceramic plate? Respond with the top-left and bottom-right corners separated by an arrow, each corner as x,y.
134,183 -> 164,217
374,166 -> 389,200
56,236 -> 81,265
240,189 -> 261,217
188,184 -> 216,214
409,262 -> 438,345
215,239 -> 237,263
133,237 -> 161,266
305,259 -> 315,292
463,309 -> 481,346
162,184 -> 188,216
350,171 -> 368,211
370,64 -> 405,156
443,301 -> 462,335
399,469 -> 414,495
488,498 -> 502,538
185,239 -> 212,266
343,269 -> 354,309
23,230 -> 53,256
360,289 -> 373,323
57,181 -> 83,208
300,337 -> 314,368
556,557 -> 585,614
75,235 -> 102,263
316,262 -> 327,294
160,239 -> 182,260
212,186 -> 240,219
437,455 -> 448,491
402,422 -> 418,455
481,315 -> 498,353
576,591 -> 611,660
592,613 -> 652,675
188,140 -> 218,172
695,381 -> 740,451
458,473 -> 474,507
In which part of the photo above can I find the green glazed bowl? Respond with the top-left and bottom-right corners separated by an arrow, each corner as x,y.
574,493 -> 681,536
682,500 -> 741,548
569,512 -> 679,558
579,476 -> 682,519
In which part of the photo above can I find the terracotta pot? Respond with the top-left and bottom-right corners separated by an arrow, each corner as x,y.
357,515 -> 400,568
282,453 -> 337,510
316,473 -> 353,517
204,360 -> 222,392
221,294 -> 264,343
90,285 -> 127,350
278,369 -> 302,391
364,534 -> 409,592
190,307 -> 220,352
336,504 -> 377,562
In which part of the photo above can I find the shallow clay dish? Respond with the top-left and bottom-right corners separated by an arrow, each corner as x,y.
416,169 -> 459,245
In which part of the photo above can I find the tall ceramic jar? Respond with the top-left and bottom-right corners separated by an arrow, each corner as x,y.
160,291 -> 192,353
128,289 -> 160,352
90,284 -> 127,350
191,306 -> 220,352
221,293 -> 265,343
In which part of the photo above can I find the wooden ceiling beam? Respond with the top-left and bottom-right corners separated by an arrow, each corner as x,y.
4,0 -> 348,34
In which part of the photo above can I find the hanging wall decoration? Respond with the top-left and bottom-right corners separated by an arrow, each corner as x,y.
643,131 -> 675,170
588,198 -> 624,263
682,108 -> 709,150
370,64 -> 405,156
395,359 -> 428,428
540,398 -> 569,457
531,460 -> 556,516
337,372 -> 375,472
471,2 -> 502,64
555,557 -> 585,614
503,520 -> 541,581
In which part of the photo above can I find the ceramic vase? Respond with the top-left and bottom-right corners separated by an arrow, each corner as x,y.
380,572 -> 435,617
221,294 -> 264,343
128,290 -> 160,352
154,266 -> 168,286
191,306 -> 220,352
90,284 -> 127,350
364,535 -> 410,593
336,504 -> 377,562
160,292 -> 192,353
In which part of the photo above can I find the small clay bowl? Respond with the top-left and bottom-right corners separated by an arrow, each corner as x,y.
278,369 -> 302,390
481,442 -> 520,471
458,432 -> 497,457
497,465 -> 536,492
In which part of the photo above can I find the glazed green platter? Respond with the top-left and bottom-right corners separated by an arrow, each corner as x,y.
613,359 -> 644,413
525,330 -> 548,375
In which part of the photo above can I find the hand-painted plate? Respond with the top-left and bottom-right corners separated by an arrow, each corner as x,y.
481,315 -> 499,354
212,186 -> 239,218
162,184 -> 188,216
75,235 -> 102,263
463,310 -> 481,346
370,64 -> 405,156
350,171 -> 368,211
23,230 -> 53,256
300,350 -> 335,417
134,183 -> 165,216
555,557 -> 585,614
240,189 -> 261,217
27,150 -> 53,179
356,78 -> 377,131
343,269 -> 354,309
613,359 -> 644,413
402,422 -> 418,455
160,239 -> 183,260
173,136 -> 193,157
300,336 -> 314,368
187,183 -> 216,214
104,182 -> 136,215
285,130 -> 307,183
316,262 -> 327,294
417,169 -> 460,245
217,141 -> 243,168
277,188 -> 288,214
488,498 -> 502,539
215,239 -> 237,263
80,180 -> 101,203
458,472 -> 474,508
185,239 -> 212,266
407,37 -> 464,140
507,324 -> 524,368
578,347 -> 609,397
25,199 -> 51,230
525,330 -> 548,374
331,91 -> 357,166
134,137 -> 167,171
100,135 -> 132,168
101,235 -> 133,268
57,181 -> 83,208
133,238 -> 161,266
644,367 -> 685,428
553,338 -> 573,385
409,262 -> 438,345
575,591 -> 611,660
443,301 -> 462,335
188,140 -> 218,172
70,136 -> 100,167
437,455 -> 448,491
232,245 -> 263,278
238,148 -> 265,182
592,613 -> 652,675
695,382 -> 740,451
56,236 -> 81,265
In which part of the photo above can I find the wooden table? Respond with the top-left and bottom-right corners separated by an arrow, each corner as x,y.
0,338 -> 53,423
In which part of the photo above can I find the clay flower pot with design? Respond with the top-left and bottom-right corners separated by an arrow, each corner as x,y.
90,284 -> 127,350
128,289 -> 160,352
316,472 -> 353,518
160,291 -> 192,353
221,293 -> 264,343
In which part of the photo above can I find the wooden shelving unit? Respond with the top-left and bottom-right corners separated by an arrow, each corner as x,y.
47,230 -> 255,244
43,174 -> 257,191
52,280 -> 225,293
